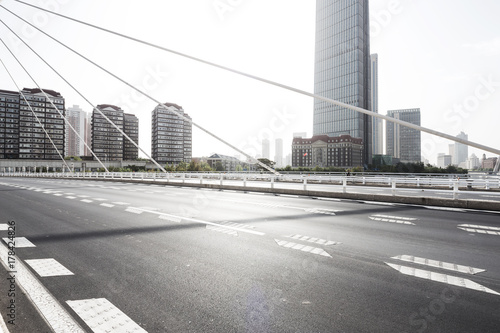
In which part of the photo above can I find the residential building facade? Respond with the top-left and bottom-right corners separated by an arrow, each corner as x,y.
1,88 -> 65,160
91,104 -> 124,161
123,113 -> 139,160
65,105 -> 87,157
313,0 -> 372,165
151,103 -> 192,165
386,108 -> 421,163
292,134 -> 363,168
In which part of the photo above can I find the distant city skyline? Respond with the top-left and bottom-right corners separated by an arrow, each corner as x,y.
0,1 -> 499,165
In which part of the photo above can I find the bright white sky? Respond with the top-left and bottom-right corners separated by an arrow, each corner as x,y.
0,0 -> 499,165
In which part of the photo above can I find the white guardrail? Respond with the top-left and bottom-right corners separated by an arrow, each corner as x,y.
1,172 -> 499,200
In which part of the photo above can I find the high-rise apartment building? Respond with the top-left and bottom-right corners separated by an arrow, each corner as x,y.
123,113 -> 139,160
151,103 -> 192,165
453,131 -> 468,166
386,108 -> 421,163
275,138 -> 283,167
262,139 -> 270,159
371,54 -> 383,155
65,105 -> 87,157
1,88 -> 65,160
313,0 -> 372,166
91,104 -> 124,161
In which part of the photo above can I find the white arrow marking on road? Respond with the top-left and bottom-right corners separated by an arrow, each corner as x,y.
391,255 -> 485,275
458,224 -> 500,231
385,263 -> 500,296
369,216 -> 415,225
286,234 -> 340,246
275,239 -> 332,257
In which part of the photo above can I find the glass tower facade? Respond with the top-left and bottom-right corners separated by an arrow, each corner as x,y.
313,0 -> 372,166
386,109 -> 421,163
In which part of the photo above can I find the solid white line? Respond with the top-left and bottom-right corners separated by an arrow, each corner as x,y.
424,206 -> 466,212
385,262 -> 500,295
0,243 -> 85,332
391,255 -> 486,275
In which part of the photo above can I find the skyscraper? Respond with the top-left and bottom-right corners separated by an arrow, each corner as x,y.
262,139 -> 270,159
454,131 -> 468,166
386,108 -> 421,163
151,103 -> 192,165
313,0 -> 372,166
274,138 -> 283,167
371,54 -> 383,155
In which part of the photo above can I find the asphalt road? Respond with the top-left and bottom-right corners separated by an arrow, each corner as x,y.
0,177 -> 499,332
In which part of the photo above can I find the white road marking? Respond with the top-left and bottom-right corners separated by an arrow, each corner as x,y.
0,243 -> 85,332
100,203 -> 115,208
77,195 -> 90,198
372,214 -> 418,221
305,208 -> 339,215
3,237 -> 36,248
458,224 -> 500,232
362,201 -> 395,206
286,234 -> 340,246
93,198 -> 107,201
369,216 -> 415,225
158,215 -> 182,223
66,196 -> 76,199
125,207 -> 143,214
129,207 -> 265,236
66,298 -> 147,333
206,225 -> 238,236
53,193 -> 63,196
458,227 -> 500,236
80,199 -> 93,203
391,255 -> 485,275
385,263 -> 500,296
0,224 -> 8,231
424,206 -> 466,212
275,239 -> 332,257
112,202 -> 130,205
25,258 -> 74,277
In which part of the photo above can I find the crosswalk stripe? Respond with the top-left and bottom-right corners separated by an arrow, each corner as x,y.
275,239 -> 331,258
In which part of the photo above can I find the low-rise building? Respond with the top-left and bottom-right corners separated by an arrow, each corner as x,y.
292,134 -> 363,168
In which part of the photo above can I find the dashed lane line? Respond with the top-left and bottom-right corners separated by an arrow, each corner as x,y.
458,224 -> 500,232
66,196 -> 76,200
80,199 -> 93,203
100,203 -> 115,208
2,237 -> 36,248
458,227 -> 500,236
25,258 -> 74,277
385,263 -> 500,296
206,225 -> 238,236
0,243 -> 86,332
369,216 -> 416,225
391,255 -> 485,275
66,298 -> 147,333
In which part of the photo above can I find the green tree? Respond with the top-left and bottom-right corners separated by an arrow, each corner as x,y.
175,162 -> 188,172
215,161 -> 224,172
